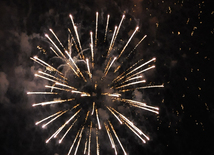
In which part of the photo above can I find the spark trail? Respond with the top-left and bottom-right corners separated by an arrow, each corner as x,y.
29,12 -> 163,155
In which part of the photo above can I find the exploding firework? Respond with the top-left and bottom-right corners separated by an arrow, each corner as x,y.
28,12 -> 164,155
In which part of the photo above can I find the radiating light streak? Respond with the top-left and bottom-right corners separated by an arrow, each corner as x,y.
104,123 -> 113,148
117,26 -> 139,59
68,28 -> 80,54
38,71 -> 67,83
27,92 -> 58,95
115,65 -> 155,84
59,118 -> 78,143
45,34 -> 66,58
50,47 -> 60,57
32,98 -> 74,107
96,128 -> 100,155
114,58 -> 155,83
68,129 -> 80,155
84,139 -> 88,154
72,90 -> 89,97
95,12 -> 98,46
125,122 -> 146,143
114,35 -> 147,73
68,31 -> 71,55
35,111 -> 62,125
74,126 -> 85,155
69,15 -> 83,53
125,65 -> 155,81
67,62 -> 80,77
65,50 -> 87,82
125,99 -> 159,111
91,102 -> 95,115
127,35 -> 147,58
118,84 -> 164,92
96,108 -> 101,129
81,93 -> 91,97
33,56 -> 64,75
104,57 -> 117,76
46,126 -> 64,143
104,123 -> 117,155
42,110 -> 68,128
86,58 -> 92,78
111,108 -> 149,140
104,57 -> 112,74
115,80 -> 146,89
88,122 -> 92,155
45,85 -> 70,92
30,57 -> 46,68
55,82 -> 77,90
120,75 -> 143,85
49,29 -> 65,50
136,84 -> 164,90
121,99 -> 146,106
112,15 -> 125,48
126,58 -> 156,77
112,59 -> 144,83
101,93 -> 121,97
106,106 -> 122,124
35,73 -> 61,84
131,104 -> 159,114
90,32 -> 94,64
104,14 -> 110,42
106,26 -> 117,58
108,121 -> 127,155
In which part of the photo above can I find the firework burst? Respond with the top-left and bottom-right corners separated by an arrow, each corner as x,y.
28,12 -> 164,155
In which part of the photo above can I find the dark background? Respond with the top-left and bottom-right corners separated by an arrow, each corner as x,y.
0,0 -> 213,154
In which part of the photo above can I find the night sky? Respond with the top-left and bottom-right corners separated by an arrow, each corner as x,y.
0,0 -> 213,155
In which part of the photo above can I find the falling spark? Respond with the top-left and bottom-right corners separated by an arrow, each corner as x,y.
104,14 -> 110,42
